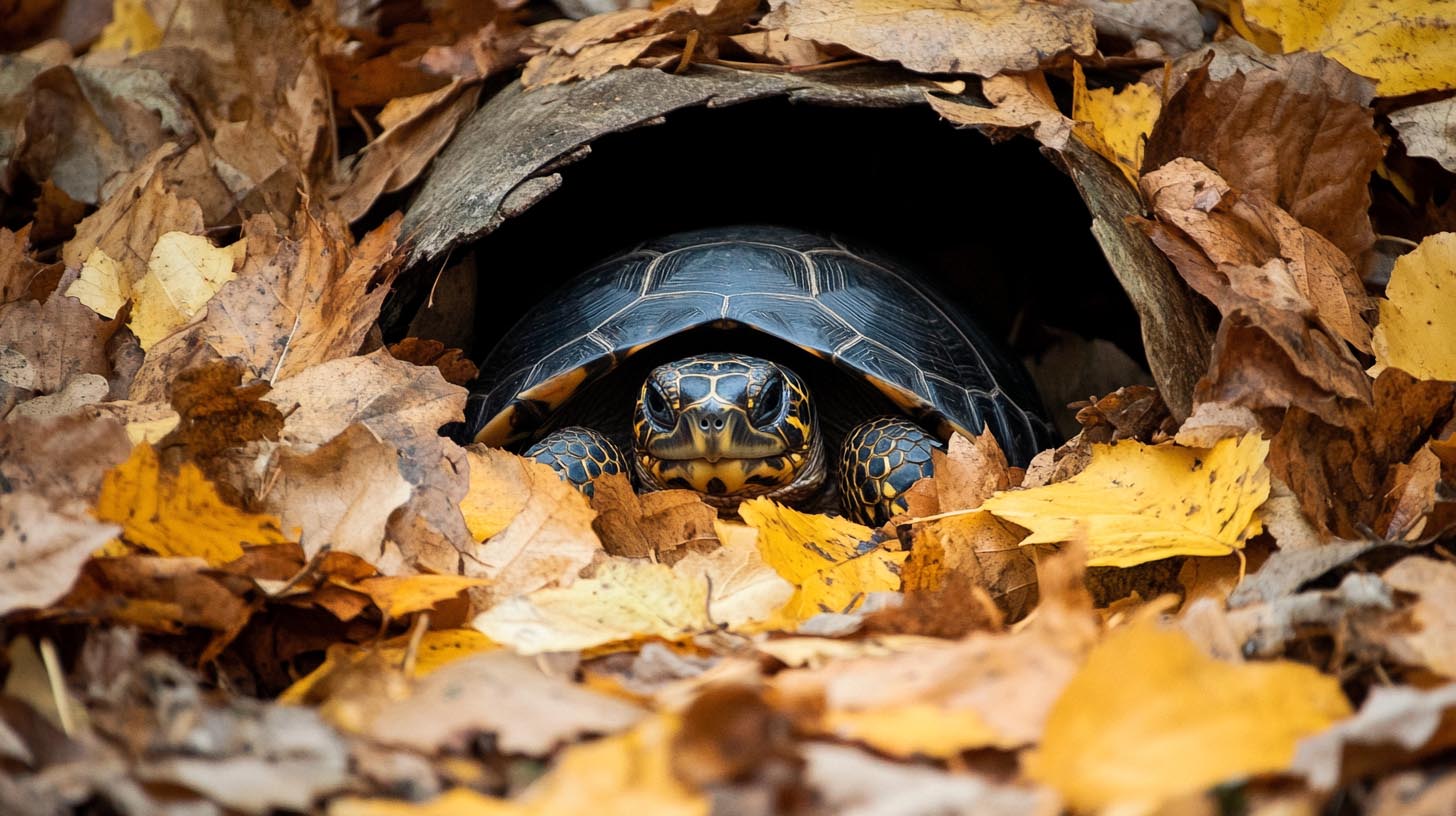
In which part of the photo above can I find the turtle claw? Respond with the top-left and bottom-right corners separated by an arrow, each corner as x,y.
524,426 -> 625,497
838,416 -> 942,526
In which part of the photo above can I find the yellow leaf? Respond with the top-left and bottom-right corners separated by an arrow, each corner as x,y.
94,0 -> 163,55
346,575 -> 493,618
1024,621 -> 1351,812
280,629 -> 498,704
130,232 -> 245,350
472,559 -> 713,654
823,702 -> 1005,759
330,788 -> 518,816
981,434 -> 1270,567
66,248 -> 129,319
1371,232 -> 1456,381
738,497 -> 905,629
1071,62 -> 1161,186
519,715 -> 707,816
1238,0 -> 1456,96
96,443 -> 292,565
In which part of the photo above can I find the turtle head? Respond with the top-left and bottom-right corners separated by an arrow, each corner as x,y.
633,353 -> 822,500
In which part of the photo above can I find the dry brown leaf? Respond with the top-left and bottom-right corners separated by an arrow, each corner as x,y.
803,742 -> 1054,816
0,412 -> 132,504
266,350 -> 466,452
726,30 -> 839,66
523,0 -> 759,87
363,651 -> 646,755
12,63 -> 191,207
332,80 -> 483,223
1390,97 -> 1456,174
1293,683 -> 1456,793
775,545 -> 1095,750
386,338 -> 479,387
0,492 -> 119,616
1141,157 -> 1373,354
264,423 -> 414,564
1380,557 -> 1456,679
61,153 -> 200,284
590,474 -> 719,561
0,286 -> 117,402
760,0 -> 1094,76
931,430 -> 1010,512
1269,369 -> 1454,539
927,72 -> 1071,149
0,225 -> 48,305
1070,0 -> 1203,56
1144,52 -> 1382,261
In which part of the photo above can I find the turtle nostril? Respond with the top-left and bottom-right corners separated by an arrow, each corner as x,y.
714,418 -> 724,430
698,417 -> 710,431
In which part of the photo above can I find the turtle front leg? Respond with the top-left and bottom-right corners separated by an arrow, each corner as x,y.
524,426 -> 626,498
837,416 -> 942,526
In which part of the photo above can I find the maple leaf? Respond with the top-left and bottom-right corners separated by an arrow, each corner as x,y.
96,443 -> 292,564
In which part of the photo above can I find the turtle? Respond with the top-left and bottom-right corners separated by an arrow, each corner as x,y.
463,225 -> 1054,526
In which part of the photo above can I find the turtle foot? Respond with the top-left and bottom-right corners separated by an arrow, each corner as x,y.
837,416 -> 941,526
523,426 -> 625,497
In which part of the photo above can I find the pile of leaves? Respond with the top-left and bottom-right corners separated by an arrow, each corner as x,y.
4,0 -> 1456,813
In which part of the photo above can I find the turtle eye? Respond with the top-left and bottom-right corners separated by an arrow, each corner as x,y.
752,377 -> 787,428
644,384 -> 675,429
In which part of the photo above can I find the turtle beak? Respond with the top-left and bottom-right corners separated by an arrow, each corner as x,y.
684,405 -> 733,462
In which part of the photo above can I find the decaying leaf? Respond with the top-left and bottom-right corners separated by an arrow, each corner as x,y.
982,434 -> 1269,567
362,651 -> 646,755
128,232 -> 246,350
1025,620 -> 1351,812
1293,683 -> 1456,792
591,474 -> 719,561
1379,556 -> 1456,679
1143,52 -> 1381,260
1237,0 -> 1456,95
760,0 -> 1094,76
1390,97 -> 1456,174
0,492 -> 119,616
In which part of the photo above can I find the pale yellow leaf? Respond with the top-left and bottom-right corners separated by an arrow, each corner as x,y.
130,232 -> 245,350
1371,232 -> 1456,381
981,434 -> 1270,567
66,248 -> 129,319
1024,620 -> 1351,812
472,559 -> 713,654
1239,0 -> 1456,96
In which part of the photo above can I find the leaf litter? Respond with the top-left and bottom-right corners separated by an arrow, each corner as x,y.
5,0 -> 1456,813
